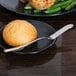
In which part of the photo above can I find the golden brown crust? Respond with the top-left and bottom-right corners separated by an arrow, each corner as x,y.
29,0 -> 56,10
3,20 -> 37,47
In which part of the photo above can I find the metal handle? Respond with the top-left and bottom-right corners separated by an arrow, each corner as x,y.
50,24 -> 74,39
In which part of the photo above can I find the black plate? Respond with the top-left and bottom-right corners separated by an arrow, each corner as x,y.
0,0 -> 76,17
0,20 -> 56,54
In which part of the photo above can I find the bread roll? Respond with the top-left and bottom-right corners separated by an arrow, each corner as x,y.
3,20 -> 37,47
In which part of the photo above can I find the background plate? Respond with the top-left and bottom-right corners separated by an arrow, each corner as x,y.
0,0 -> 76,17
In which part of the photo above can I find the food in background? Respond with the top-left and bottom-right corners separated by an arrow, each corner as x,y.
29,0 -> 56,10
20,0 -> 76,15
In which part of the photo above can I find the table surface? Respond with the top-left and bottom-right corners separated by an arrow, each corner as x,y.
0,5 -> 76,76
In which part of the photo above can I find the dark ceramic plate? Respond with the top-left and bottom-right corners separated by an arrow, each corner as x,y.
0,20 -> 56,54
0,0 -> 76,17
